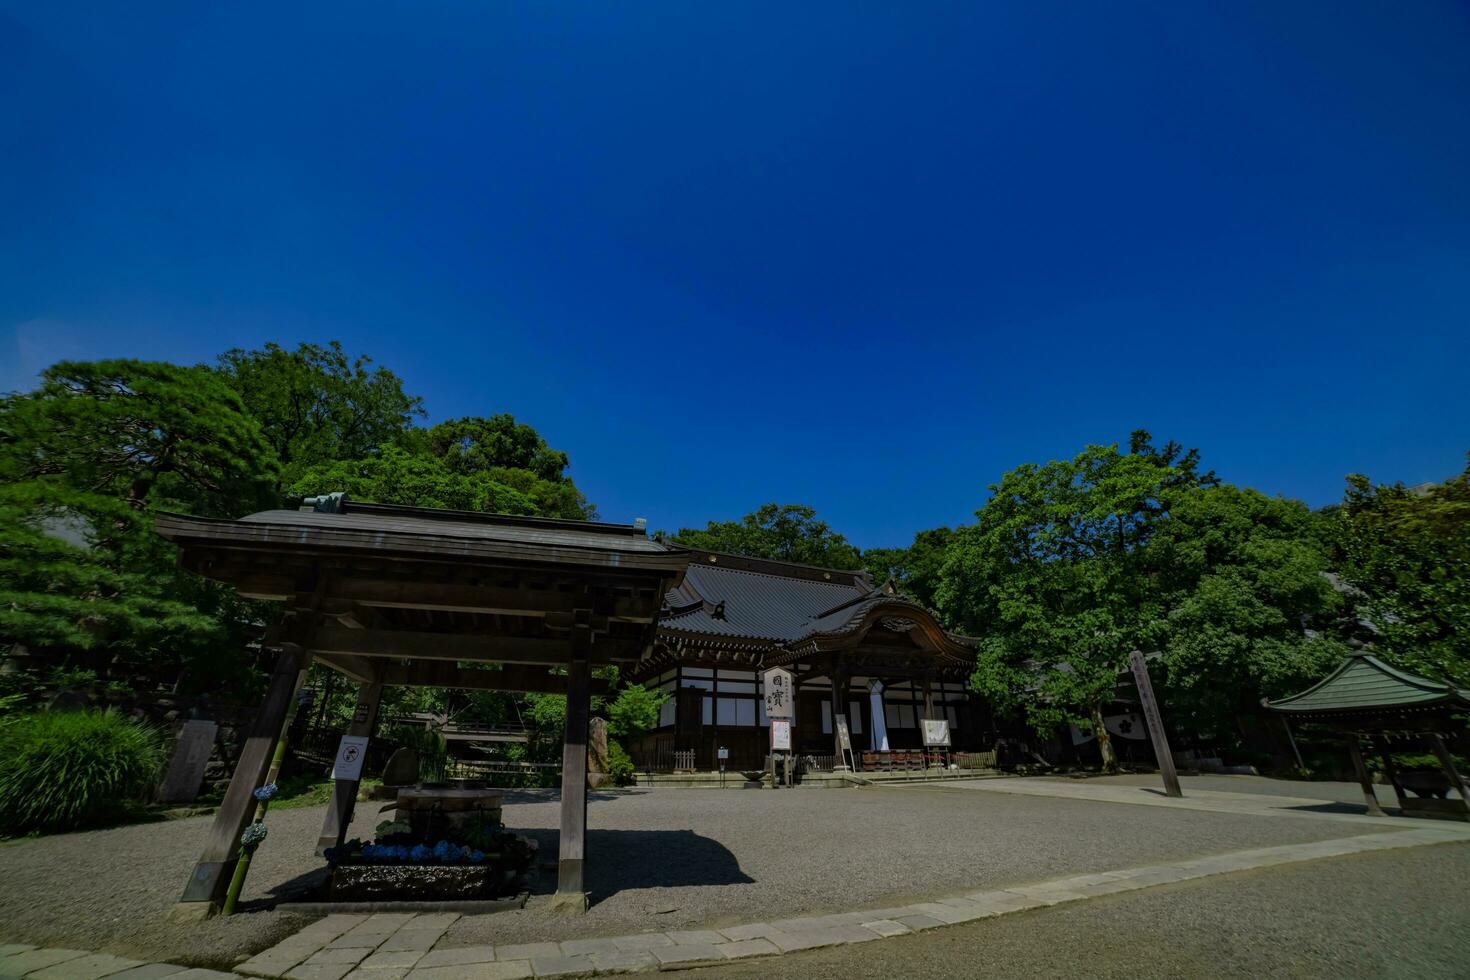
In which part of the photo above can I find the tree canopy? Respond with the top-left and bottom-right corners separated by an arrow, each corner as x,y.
215,341 -> 424,487
673,503 -> 863,568
937,434 -> 1201,769
862,526 -> 955,609
0,360 -> 278,689
1328,455 -> 1470,685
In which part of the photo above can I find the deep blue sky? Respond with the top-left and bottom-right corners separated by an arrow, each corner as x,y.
2,3 -> 1467,548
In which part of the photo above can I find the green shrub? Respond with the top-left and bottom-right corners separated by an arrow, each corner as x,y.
606,740 -> 635,786
0,709 -> 164,835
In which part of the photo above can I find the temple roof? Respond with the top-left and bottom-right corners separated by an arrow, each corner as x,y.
657,550 -> 973,663
1264,652 -> 1470,716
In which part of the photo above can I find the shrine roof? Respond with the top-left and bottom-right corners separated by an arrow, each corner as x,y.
1265,652 -> 1470,715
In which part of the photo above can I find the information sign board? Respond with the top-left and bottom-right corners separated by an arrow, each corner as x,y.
921,718 -> 951,747
332,735 -> 371,781
770,718 -> 792,751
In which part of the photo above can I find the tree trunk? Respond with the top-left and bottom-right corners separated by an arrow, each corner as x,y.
1091,702 -> 1119,774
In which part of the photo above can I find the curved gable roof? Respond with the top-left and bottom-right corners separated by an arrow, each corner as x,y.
1265,652 -> 1470,715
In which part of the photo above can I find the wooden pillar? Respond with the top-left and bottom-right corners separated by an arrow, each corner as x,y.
1344,734 -> 1386,817
1377,738 -> 1408,805
554,615 -> 593,912
1429,733 -> 1470,802
315,680 -> 384,856
922,675 -> 938,767
171,642 -> 310,919
830,663 -> 849,770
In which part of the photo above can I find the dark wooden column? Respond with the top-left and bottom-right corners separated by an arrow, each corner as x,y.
315,680 -> 384,855
1377,738 -> 1408,806
830,663 -> 849,770
1429,733 -> 1470,802
1344,734 -> 1386,817
553,615 -> 593,912
171,638 -> 310,919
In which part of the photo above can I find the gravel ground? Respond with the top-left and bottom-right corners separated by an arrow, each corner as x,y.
439,782 -> 1380,948
687,840 -> 1470,979
0,802 -> 384,970
0,781 -> 1394,967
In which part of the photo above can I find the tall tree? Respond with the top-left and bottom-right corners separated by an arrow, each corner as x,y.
0,361 -> 279,689
1149,484 -> 1348,735
862,526 -> 955,610
673,503 -> 863,568
214,341 -> 424,486
1328,454 -> 1470,685
937,434 -> 1210,772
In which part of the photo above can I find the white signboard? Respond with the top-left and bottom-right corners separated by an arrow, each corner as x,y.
332,735 -> 371,781
921,718 -> 951,747
762,667 -> 794,719
770,718 -> 792,751
717,746 -> 729,760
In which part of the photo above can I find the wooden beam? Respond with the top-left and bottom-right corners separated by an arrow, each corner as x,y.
554,616 -> 593,913
309,626 -> 633,665
233,575 -> 658,622
1344,735 -> 1386,817
313,652 -> 379,683
174,640 -> 311,917
375,661 -> 611,696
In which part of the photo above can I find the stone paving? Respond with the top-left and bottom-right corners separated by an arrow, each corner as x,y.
904,775 -> 1431,824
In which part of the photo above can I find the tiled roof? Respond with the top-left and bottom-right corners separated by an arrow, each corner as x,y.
1265,653 -> 1470,714
658,552 -> 972,657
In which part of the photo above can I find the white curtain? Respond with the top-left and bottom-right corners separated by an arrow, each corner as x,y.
868,680 -> 890,751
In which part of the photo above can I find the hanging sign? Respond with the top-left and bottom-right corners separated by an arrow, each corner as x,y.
717,747 -> 729,760
921,718 -> 951,747
762,668 -> 794,719
332,735 -> 371,781
770,718 -> 792,751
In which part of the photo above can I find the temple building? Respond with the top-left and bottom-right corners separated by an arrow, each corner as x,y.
628,548 -> 990,772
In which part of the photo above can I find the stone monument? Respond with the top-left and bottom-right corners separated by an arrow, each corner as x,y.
159,719 -> 218,804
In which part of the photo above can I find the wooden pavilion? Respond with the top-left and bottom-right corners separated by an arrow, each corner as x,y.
156,497 -> 689,918
1265,651 -> 1470,821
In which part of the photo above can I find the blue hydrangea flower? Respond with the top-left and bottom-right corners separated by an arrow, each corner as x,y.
252,783 -> 278,801
241,822 -> 268,848
468,849 -> 485,863
409,844 -> 429,862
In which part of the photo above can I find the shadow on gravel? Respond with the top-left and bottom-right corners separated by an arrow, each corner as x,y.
517,828 -> 754,905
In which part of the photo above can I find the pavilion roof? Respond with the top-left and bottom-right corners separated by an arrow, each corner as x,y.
156,500 -> 685,575
1264,651 -> 1470,716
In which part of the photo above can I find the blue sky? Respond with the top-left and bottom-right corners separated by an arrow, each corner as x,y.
2,3 -> 1467,548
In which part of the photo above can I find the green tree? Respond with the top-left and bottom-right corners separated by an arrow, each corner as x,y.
862,526 -> 955,610
1329,455 -> 1470,684
674,503 -> 863,568
405,415 -> 595,519
1150,485 -> 1348,734
215,341 -> 424,486
285,446 -> 538,514
0,361 -> 278,689
937,433 -> 1209,772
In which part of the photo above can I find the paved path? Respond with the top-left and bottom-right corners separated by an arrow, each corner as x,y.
685,838 -> 1470,980
900,775 -> 1424,824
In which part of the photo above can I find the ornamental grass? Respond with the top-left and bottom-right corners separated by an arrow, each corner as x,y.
0,708 -> 164,836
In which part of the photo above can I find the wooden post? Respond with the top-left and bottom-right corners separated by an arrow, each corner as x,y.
1377,738 -> 1408,805
171,642 -> 310,919
1128,650 -> 1182,798
1344,735 -> 1386,817
1428,733 -> 1470,803
553,615 -> 593,913
315,680 -> 384,856
830,664 -> 849,770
